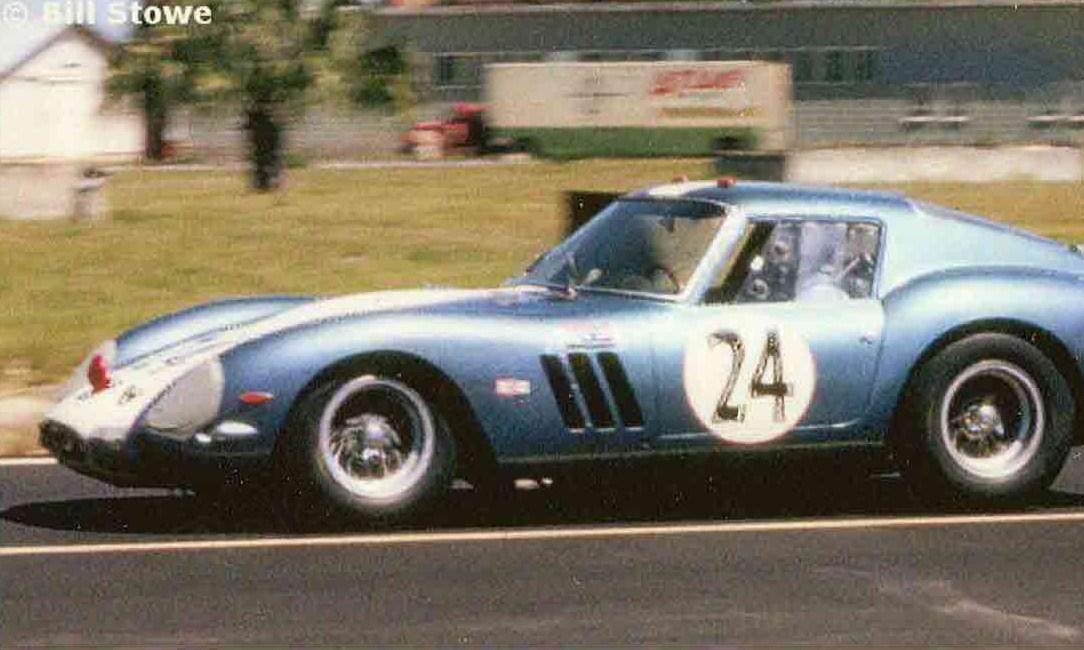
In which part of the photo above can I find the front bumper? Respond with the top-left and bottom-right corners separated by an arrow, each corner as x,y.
40,420 -> 147,486
40,420 -> 273,489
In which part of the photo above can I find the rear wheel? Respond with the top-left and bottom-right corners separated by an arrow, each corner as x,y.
289,374 -> 456,523
901,333 -> 1074,503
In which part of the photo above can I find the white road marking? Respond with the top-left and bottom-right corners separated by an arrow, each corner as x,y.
0,457 -> 56,467
939,597 -> 1081,641
823,567 -> 1082,642
4,510 -> 1084,558
887,575 -> 1081,641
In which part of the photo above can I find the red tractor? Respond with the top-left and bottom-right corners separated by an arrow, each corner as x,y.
401,102 -> 489,159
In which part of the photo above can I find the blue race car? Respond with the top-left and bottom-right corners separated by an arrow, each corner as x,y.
41,179 -> 1084,520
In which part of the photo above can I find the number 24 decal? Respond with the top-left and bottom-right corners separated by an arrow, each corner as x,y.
710,329 -> 792,424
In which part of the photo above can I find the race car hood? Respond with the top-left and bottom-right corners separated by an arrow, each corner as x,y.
65,285 -> 655,396
204,285 -> 628,347
123,287 -> 499,370
164,285 -> 657,351
282,284 -> 667,323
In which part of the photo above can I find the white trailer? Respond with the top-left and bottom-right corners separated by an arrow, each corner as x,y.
484,61 -> 792,157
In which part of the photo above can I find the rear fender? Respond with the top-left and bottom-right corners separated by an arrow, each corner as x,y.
867,268 -> 1084,438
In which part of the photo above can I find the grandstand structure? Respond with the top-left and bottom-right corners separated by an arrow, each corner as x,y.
373,0 -> 1084,146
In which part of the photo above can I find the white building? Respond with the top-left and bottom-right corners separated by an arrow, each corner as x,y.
0,23 -> 142,162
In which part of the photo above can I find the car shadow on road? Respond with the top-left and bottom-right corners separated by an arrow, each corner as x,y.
6,461 -> 1084,536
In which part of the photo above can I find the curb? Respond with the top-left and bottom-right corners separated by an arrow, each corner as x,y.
0,385 -> 59,458
0,387 -> 58,427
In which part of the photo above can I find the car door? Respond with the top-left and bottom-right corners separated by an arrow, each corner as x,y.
651,216 -> 887,449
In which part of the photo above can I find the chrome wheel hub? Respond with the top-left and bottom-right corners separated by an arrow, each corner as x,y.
940,360 -> 1044,480
330,414 -> 405,480
957,402 -> 1006,443
318,376 -> 435,501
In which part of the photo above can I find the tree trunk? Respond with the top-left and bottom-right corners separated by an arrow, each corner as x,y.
143,77 -> 168,162
144,110 -> 167,162
245,105 -> 283,191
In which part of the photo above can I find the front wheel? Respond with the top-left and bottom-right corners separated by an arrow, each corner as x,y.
290,374 -> 456,523
901,333 -> 1075,503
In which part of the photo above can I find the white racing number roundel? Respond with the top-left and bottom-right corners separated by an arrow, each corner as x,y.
683,317 -> 816,444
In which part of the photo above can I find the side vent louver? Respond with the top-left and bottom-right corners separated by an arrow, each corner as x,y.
540,352 -> 643,432
541,354 -> 585,430
597,352 -> 644,428
569,353 -> 614,429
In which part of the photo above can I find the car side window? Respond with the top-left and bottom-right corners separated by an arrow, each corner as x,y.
705,220 -> 881,304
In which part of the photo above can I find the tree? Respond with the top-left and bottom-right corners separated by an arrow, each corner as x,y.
213,0 -> 355,190
215,1 -> 309,189
106,3 -> 221,161
112,0 -> 366,190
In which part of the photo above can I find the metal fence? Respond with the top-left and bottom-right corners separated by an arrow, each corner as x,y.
795,83 -> 1084,148
166,107 -> 408,163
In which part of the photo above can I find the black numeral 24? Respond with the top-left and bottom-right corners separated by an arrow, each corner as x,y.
709,330 -> 792,424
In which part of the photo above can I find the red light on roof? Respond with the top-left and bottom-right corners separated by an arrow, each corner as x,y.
239,391 -> 274,406
672,175 -> 689,183
717,176 -> 737,188
88,354 -> 111,393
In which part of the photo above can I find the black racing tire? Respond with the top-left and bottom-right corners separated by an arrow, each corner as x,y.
899,333 -> 1074,503
286,373 -> 456,524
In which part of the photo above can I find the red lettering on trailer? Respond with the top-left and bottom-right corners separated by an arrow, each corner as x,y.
650,69 -> 746,97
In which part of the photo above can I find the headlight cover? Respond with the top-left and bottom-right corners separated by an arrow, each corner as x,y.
143,358 -> 225,437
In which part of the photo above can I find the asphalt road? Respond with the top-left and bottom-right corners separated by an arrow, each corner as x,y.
4,453 -> 1084,646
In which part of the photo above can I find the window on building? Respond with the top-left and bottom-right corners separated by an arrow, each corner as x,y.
463,56 -> 484,86
432,54 -> 484,88
792,51 -> 814,83
854,50 -> 879,82
434,55 -> 458,86
825,51 -> 845,83
784,47 -> 881,84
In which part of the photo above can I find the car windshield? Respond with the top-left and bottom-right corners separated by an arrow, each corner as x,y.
517,198 -> 726,297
